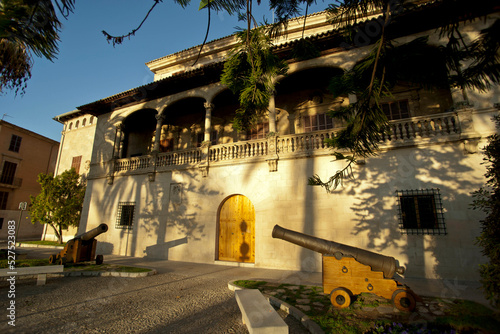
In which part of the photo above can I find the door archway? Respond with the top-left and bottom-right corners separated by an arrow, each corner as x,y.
218,195 -> 255,263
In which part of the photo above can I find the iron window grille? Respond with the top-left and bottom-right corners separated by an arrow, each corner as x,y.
116,202 -> 135,230
396,189 -> 446,235
0,161 -> 17,185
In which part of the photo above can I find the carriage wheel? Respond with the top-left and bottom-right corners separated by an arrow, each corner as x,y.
59,257 -> 67,266
330,288 -> 352,309
49,254 -> 58,264
392,289 -> 416,312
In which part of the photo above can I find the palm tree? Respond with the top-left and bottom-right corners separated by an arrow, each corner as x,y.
308,0 -> 500,191
0,0 -> 75,94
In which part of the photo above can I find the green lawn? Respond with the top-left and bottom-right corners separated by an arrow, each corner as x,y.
19,240 -> 64,246
0,258 -> 151,273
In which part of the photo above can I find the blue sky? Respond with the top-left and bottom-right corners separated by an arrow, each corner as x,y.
0,0 -> 327,142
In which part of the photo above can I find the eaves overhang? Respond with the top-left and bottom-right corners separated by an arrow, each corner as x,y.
77,61 -> 225,116
72,0 -> 499,118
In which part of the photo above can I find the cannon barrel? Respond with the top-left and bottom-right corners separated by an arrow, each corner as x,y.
76,224 -> 108,241
272,225 -> 404,278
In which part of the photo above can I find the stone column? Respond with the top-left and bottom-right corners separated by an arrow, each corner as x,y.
112,123 -> 122,159
268,94 -> 277,134
456,108 -> 480,154
204,102 -> 214,142
118,123 -> 126,159
152,113 -> 165,153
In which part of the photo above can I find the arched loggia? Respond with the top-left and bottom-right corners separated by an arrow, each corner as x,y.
119,109 -> 157,158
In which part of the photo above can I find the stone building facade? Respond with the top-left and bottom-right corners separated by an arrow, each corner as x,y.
56,6 -> 499,281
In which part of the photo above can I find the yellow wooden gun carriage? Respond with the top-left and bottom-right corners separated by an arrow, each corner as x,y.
272,225 -> 420,311
49,224 -> 108,265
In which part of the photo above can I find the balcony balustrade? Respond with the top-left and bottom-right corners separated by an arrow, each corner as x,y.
103,111 -> 474,177
0,175 -> 22,188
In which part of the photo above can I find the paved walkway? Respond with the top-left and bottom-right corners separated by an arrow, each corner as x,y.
104,252 -> 489,307
0,244 -> 491,333
12,244 -> 488,305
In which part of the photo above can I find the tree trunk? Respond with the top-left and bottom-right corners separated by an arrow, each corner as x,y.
49,223 -> 63,244
58,224 -> 63,244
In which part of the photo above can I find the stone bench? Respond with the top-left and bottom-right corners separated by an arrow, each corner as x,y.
235,289 -> 288,334
0,265 -> 64,285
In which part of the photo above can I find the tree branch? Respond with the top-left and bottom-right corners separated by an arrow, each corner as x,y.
102,0 -> 164,46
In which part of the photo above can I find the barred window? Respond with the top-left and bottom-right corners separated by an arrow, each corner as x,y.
9,135 -> 22,153
381,100 -> 410,120
303,113 -> 334,132
0,161 -> 17,185
397,189 -> 446,235
116,202 -> 135,230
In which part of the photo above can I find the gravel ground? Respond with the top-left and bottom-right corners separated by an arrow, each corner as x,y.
0,271 -> 310,333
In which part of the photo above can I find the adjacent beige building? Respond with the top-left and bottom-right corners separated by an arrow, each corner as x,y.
39,112 -> 98,242
56,5 -> 499,281
0,120 -> 59,240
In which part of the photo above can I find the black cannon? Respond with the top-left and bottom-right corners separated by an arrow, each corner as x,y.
272,224 -> 420,311
49,224 -> 108,265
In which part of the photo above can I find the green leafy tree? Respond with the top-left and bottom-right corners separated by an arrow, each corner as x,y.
29,169 -> 86,244
471,115 -> 500,308
0,0 -> 75,94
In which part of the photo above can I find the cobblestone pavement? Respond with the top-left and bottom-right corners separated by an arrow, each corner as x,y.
0,244 -> 489,333
0,268 -> 310,334
1,246 -> 316,333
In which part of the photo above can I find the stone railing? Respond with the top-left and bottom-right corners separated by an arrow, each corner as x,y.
381,113 -> 459,143
156,148 -> 202,168
277,130 -> 337,155
107,110 -> 475,178
115,156 -> 152,172
209,139 -> 268,162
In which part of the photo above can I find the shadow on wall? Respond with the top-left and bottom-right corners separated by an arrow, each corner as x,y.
97,241 -> 114,255
144,236 -> 188,259
139,168 -> 221,259
348,142 -> 485,284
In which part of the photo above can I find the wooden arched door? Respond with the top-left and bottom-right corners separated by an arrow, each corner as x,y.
218,195 -> 255,263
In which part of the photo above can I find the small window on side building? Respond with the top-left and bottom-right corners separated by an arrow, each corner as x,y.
71,156 -> 82,174
9,135 -> 22,153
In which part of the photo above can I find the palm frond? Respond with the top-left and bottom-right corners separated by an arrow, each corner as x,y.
0,39 -> 32,95
221,27 -> 288,130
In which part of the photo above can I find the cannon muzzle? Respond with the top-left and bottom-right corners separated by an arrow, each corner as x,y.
76,224 -> 108,241
272,225 -> 404,278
